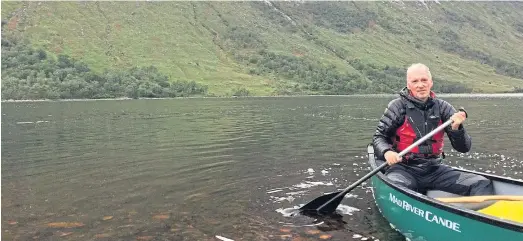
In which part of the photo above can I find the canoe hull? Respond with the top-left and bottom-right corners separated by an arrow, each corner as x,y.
371,175 -> 523,241
367,144 -> 523,241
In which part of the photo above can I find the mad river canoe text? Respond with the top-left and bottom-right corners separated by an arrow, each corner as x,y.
389,193 -> 461,232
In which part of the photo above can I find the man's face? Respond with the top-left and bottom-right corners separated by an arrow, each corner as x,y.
407,68 -> 433,100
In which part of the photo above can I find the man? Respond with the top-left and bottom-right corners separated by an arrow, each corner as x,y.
372,63 -> 494,196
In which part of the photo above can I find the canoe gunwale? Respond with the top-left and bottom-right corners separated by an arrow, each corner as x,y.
367,144 -> 523,233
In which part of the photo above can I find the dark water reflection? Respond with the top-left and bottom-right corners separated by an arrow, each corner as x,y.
2,95 -> 522,240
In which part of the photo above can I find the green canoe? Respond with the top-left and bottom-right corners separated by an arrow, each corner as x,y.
367,144 -> 523,241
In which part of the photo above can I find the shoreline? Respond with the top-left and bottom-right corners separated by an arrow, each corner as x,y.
2,93 -> 523,103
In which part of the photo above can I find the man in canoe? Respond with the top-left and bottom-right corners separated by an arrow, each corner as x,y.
372,63 -> 494,196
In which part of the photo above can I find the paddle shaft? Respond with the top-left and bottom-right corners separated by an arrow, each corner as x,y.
315,118 -> 455,212
437,195 -> 523,203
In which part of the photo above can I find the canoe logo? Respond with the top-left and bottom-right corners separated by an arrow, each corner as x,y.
389,193 -> 461,233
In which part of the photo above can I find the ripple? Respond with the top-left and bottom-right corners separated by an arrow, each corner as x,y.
2,96 -> 522,241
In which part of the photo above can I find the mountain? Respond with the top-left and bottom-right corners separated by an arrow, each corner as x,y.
2,1 -> 523,99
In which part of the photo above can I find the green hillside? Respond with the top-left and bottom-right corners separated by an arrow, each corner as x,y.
2,1 -> 523,99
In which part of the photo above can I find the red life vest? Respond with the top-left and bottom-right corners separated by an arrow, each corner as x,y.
393,95 -> 445,158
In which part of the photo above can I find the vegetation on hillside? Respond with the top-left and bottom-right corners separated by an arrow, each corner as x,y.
439,29 -> 523,80
1,33 -> 207,100
2,1 -> 523,100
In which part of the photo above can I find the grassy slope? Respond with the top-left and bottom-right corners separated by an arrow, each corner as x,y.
2,1 -> 523,95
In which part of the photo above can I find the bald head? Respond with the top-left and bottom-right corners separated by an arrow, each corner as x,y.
406,63 -> 433,101
407,63 -> 432,81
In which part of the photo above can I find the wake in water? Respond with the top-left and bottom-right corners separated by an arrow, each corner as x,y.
262,161 -> 390,240
275,204 -> 360,218
266,163 -> 367,233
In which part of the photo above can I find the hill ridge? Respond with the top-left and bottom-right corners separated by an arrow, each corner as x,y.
2,1 -> 523,99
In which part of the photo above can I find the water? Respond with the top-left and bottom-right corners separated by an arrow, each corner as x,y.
2,95 -> 523,241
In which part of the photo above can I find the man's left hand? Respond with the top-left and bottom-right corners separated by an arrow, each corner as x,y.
450,111 -> 467,130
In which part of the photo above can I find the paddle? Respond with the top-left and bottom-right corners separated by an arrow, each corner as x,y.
299,118 -> 455,216
436,195 -> 523,203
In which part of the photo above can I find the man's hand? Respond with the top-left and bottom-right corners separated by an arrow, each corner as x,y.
450,111 -> 467,130
384,150 -> 402,165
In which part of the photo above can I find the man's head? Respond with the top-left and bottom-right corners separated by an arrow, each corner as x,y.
406,63 -> 433,101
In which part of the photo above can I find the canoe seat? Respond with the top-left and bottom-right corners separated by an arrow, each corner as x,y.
426,190 -> 496,211
427,191 -> 523,223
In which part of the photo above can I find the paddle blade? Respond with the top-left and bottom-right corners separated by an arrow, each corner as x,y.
478,200 -> 523,223
299,191 -> 344,215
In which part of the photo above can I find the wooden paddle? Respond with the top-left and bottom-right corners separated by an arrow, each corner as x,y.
436,195 -> 523,203
298,118 -> 456,216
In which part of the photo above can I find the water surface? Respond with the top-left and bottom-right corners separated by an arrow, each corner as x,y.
2,95 -> 522,240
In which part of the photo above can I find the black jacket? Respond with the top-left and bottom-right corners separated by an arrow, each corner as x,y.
372,87 -> 472,158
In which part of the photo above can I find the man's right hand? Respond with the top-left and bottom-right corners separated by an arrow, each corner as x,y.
384,150 -> 402,165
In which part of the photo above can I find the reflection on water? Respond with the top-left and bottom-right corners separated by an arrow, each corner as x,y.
2,96 -> 522,240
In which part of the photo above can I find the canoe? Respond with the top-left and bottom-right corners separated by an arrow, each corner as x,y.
366,144 -> 523,241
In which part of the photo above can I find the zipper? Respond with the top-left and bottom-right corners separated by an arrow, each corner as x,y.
424,110 -> 427,135
410,116 -> 423,138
